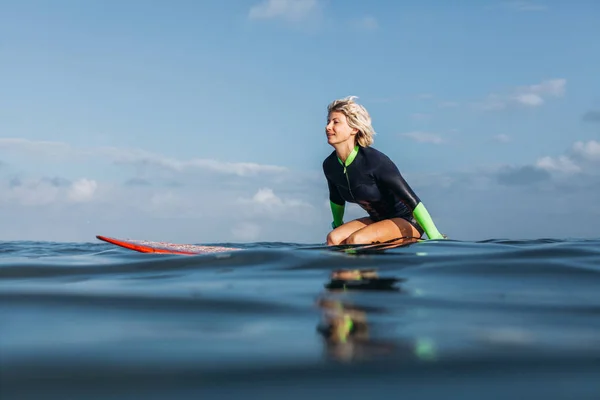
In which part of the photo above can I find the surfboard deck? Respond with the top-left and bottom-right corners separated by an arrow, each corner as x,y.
96,235 -> 240,255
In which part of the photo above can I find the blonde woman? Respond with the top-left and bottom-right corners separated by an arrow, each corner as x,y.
323,96 -> 444,245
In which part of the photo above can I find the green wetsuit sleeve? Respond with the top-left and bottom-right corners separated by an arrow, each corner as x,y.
325,175 -> 345,228
413,203 -> 444,239
330,201 -> 345,228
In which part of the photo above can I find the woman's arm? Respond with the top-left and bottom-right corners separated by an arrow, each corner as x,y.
326,177 -> 345,228
374,156 -> 444,239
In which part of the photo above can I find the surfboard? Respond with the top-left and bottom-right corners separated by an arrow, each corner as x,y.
96,235 -> 240,255
96,234 -> 422,256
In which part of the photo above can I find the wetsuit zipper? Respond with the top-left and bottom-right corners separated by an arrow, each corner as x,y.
343,166 -> 356,201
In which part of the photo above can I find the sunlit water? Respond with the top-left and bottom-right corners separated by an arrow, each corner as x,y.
1,238 -> 600,399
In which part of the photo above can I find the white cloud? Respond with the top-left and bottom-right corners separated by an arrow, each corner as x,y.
239,187 -> 313,211
514,79 -> 565,100
0,138 -> 288,177
145,158 -> 287,176
401,131 -> 445,144
0,138 -> 74,161
235,187 -> 317,227
571,140 -> 600,162
0,176 -> 99,206
252,187 -> 284,206
535,155 -> 581,174
3,178 -> 62,206
109,148 -> 288,177
475,79 -> 566,110
68,179 -> 97,203
514,93 -> 544,106
248,0 -> 319,22
534,140 -> 600,176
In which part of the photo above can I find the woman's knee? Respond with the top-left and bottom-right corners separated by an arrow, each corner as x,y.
327,229 -> 346,245
345,231 -> 370,245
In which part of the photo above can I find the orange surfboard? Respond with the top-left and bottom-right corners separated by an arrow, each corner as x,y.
96,235 -> 240,255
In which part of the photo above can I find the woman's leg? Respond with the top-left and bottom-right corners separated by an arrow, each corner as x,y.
326,217 -> 373,245
344,217 -> 422,245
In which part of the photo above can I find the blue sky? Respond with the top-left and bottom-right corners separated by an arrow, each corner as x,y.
1,0 -> 599,243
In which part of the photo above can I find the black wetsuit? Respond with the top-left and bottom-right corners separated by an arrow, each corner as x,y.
323,146 -> 424,234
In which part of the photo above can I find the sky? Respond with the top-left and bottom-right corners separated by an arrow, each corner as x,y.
1,0 -> 599,244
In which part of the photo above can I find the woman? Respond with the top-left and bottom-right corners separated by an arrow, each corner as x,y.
323,96 -> 444,245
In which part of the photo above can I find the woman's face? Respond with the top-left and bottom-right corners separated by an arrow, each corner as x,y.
326,111 -> 357,146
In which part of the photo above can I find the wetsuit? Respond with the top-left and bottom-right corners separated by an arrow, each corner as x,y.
323,145 -> 443,239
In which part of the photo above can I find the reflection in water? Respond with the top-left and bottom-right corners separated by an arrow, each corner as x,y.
324,268 -> 405,291
317,268 -> 438,363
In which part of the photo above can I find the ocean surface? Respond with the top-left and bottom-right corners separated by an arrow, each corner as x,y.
1,237 -> 600,399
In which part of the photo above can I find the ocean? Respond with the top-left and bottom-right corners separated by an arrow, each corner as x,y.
1,237 -> 600,399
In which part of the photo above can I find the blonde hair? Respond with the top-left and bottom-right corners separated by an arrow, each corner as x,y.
327,95 -> 375,147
